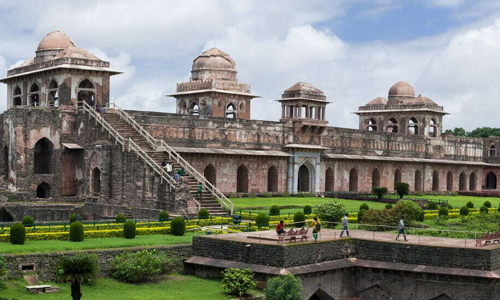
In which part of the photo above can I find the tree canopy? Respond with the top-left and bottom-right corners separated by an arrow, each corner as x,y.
444,127 -> 500,138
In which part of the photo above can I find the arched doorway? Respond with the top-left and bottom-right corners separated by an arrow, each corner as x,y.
29,83 -> 40,106
267,166 -> 278,192
91,167 -> 101,195
394,169 -> 402,190
372,168 -> 380,188
349,168 -> 358,192
36,182 -> 51,198
325,167 -> 334,192
0,207 -> 14,222
47,80 -> 59,107
204,164 -> 216,187
309,289 -> 334,300
486,172 -> 497,189
226,103 -> 236,119
78,79 -> 95,107
470,172 -> 477,191
446,171 -> 453,191
415,170 -> 422,192
190,102 -> 199,115
459,172 -> 467,191
432,171 -> 440,192
237,165 -> 248,193
298,164 -> 310,192
34,138 -> 53,174
13,86 -> 22,106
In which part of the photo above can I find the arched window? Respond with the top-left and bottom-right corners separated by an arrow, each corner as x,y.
429,119 -> 437,137
469,172 -> 477,191
237,165 -> 248,193
415,170 -> 422,192
34,138 -> 53,174
372,168 -> 380,188
78,79 -> 96,107
367,119 -> 377,131
91,167 -> 101,195
432,170 -> 440,192
446,171 -> 453,191
408,117 -> 419,135
29,83 -> 40,106
298,164 -> 311,192
190,102 -> 200,116
267,166 -> 278,192
13,86 -> 22,106
486,172 -> 497,190
203,164 -> 216,187
325,167 -> 334,192
79,79 -> 94,89
226,103 -> 236,119
490,145 -> 496,157
36,182 -> 51,198
394,169 -> 402,190
349,168 -> 358,192
386,118 -> 398,133
459,172 -> 467,191
47,80 -> 59,107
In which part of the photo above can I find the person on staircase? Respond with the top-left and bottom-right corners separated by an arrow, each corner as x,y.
166,163 -> 173,177
178,167 -> 184,177
196,183 -> 203,200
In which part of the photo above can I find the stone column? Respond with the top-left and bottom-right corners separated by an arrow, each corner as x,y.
287,156 -> 294,193
322,106 -> 326,120
282,105 -> 285,119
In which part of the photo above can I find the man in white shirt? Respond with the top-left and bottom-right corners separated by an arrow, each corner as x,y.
396,217 -> 408,241
340,213 -> 349,237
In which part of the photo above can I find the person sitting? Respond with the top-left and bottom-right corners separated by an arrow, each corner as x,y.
173,173 -> 180,182
276,220 -> 285,235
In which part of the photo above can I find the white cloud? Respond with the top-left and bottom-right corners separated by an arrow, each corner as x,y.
427,0 -> 465,8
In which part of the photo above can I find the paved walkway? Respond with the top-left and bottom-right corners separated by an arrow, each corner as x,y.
201,228 -> 497,249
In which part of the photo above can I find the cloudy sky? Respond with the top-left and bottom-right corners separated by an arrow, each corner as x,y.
1,0 -> 500,130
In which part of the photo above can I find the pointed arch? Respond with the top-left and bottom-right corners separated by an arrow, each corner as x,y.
237,164 -> 248,193
79,79 -> 94,89
29,82 -> 40,106
91,167 -> 101,195
430,294 -> 454,300
394,169 -> 402,190
325,167 -> 334,192
469,172 -> 477,191
372,168 -> 381,188
446,171 -> 453,191
78,78 -> 96,107
415,169 -> 422,192
432,170 -> 440,192
367,118 -> 377,131
486,172 -> 497,190
298,164 -> 311,192
308,288 -> 335,300
13,86 -> 22,106
203,164 -> 216,187
190,101 -> 199,116
0,207 -> 14,222
429,118 -> 437,137
47,79 -> 59,107
386,118 -> 398,133
349,168 -> 358,192
490,144 -> 496,157
34,138 -> 54,174
408,117 -> 419,135
36,182 -> 51,198
226,103 -> 236,119
267,166 -> 278,192
459,172 -> 467,191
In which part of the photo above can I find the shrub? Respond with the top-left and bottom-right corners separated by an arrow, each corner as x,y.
111,250 -> 177,283
22,216 -> 34,227
158,211 -> 169,222
221,268 -> 256,297
484,201 -> 492,208
69,221 -> 84,242
415,192 -> 425,196
372,187 -> 388,199
466,201 -> 474,208
248,193 -> 257,198
123,221 -> 136,239
269,205 -> 280,216
255,213 -> 270,228
460,206 -> 470,216
262,192 -> 272,198
385,203 -> 393,210
393,200 -> 424,223
395,182 -> 410,199
303,205 -> 312,215
116,214 -> 127,223
480,206 -> 489,214
293,211 -> 305,227
358,209 -> 367,222
56,253 -> 98,300
449,191 -> 459,196
198,209 -> 209,219
9,223 -> 25,245
170,217 -> 186,236
438,207 -> 449,217
265,274 -> 303,300
427,201 -> 438,210
359,209 -> 398,229
314,200 -> 347,227
359,203 -> 370,211
282,192 -> 291,197
296,192 -> 305,198
69,213 -> 77,224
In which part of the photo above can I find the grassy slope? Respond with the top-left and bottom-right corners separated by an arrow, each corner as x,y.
1,276 -> 238,300
411,195 -> 500,208
1,233 -> 195,254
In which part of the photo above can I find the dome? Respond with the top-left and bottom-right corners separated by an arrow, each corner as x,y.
282,82 -> 326,101
37,30 -> 75,51
366,97 -> 388,106
192,47 -> 235,71
388,81 -> 415,98
408,95 -> 437,106
56,46 -> 100,60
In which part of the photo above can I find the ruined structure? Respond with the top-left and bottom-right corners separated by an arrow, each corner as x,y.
0,31 -> 499,221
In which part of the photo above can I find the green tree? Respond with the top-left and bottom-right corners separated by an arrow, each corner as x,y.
393,200 -> 424,223
56,254 -> 98,300
444,127 -> 467,137
395,182 -> 410,199
372,187 -> 388,199
314,200 -> 347,227
265,274 -> 303,300
221,268 -> 256,297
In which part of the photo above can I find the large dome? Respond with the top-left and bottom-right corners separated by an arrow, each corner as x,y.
388,81 -> 415,98
192,48 -> 235,71
37,30 -> 75,51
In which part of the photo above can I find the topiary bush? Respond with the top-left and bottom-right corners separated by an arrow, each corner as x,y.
69,221 -> 84,242
269,205 -> 280,216
385,203 -> 393,210
480,205 -> 489,214
484,201 -> 492,208
393,200 -> 424,223
158,211 -> 169,222
460,206 -> 470,216
466,201 -> 474,208
198,209 -> 209,219
427,201 -> 438,210
69,213 -> 77,224
221,268 -> 256,297
293,211 -> 305,227
111,249 -> 178,283
123,221 -> 136,239
438,207 -> 449,217
255,213 -> 270,228
395,182 -> 410,199
116,214 -> 127,223
22,215 -> 34,227
303,205 -> 312,215
314,200 -> 347,227
372,187 -> 388,199
170,217 -> 186,236
265,274 -> 303,300
9,223 -> 25,245
359,203 -> 369,211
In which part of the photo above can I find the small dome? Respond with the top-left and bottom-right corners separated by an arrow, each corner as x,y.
56,46 -> 100,60
366,97 -> 388,106
37,30 -> 75,51
283,82 -> 326,100
192,47 -> 235,71
408,95 -> 437,106
388,81 -> 415,98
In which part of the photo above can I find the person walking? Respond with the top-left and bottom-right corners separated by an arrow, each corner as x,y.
196,183 -> 203,200
396,216 -> 408,241
166,162 -> 173,177
340,213 -> 349,237
161,160 -> 167,169
309,217 -> 321,242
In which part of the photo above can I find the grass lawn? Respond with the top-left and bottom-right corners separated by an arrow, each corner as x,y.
1,276 -> 252,300
408,195 -> 500,209
0,233 -> 195,254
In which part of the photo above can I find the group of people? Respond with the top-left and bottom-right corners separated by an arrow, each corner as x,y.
161,160 -> 204,199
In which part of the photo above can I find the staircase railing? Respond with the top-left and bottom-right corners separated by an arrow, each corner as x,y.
79,101 -> 200,210
109,103 -> 234,215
